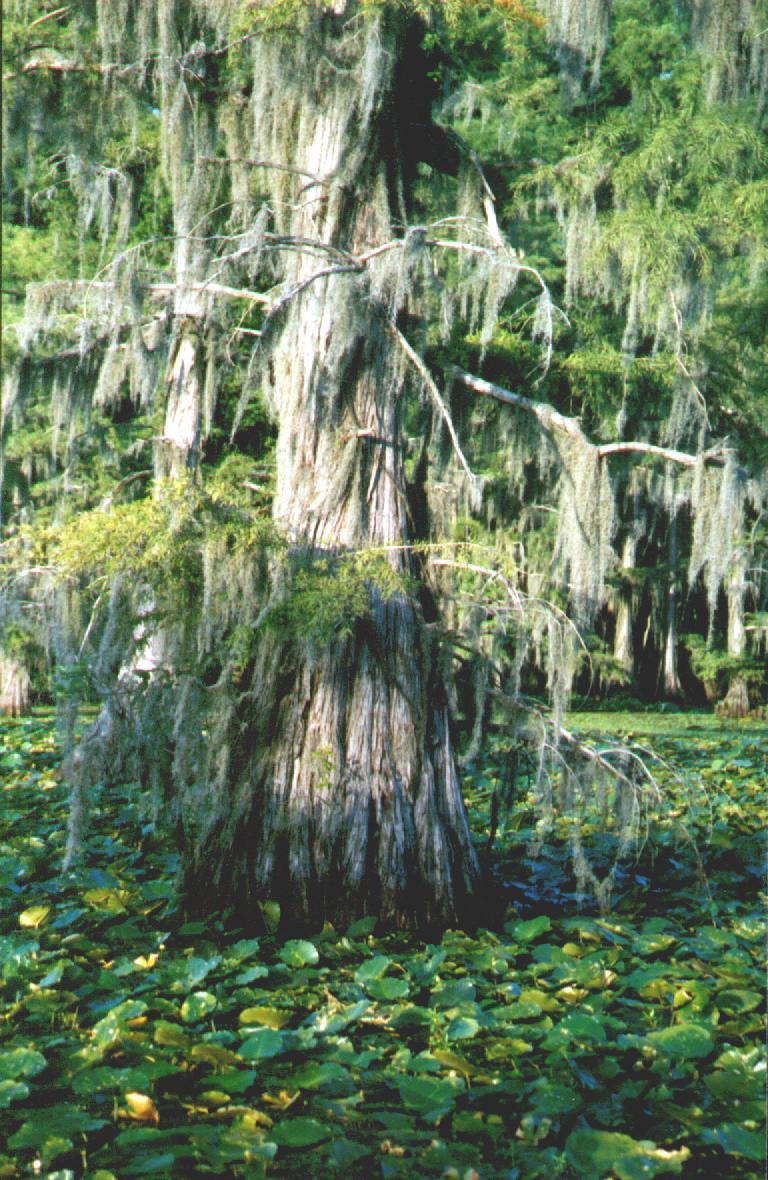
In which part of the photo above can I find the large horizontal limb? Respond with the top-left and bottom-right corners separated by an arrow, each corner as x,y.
451,367 -> 730,468
17,221 -> 520,326
18,277 -> 272,310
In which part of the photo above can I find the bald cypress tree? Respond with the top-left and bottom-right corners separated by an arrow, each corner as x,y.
4,0 -> 504,930
3,0 -> 766,929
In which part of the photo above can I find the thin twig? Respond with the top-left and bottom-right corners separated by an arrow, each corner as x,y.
381,316 -> 476,487
98,470 -> 152,511
201,156 -> 326,183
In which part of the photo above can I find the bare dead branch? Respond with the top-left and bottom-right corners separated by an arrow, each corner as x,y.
452,366 -> 590,443
452,367 -> 731,468
27,6 -> 72,29
431,557 -> 585,652
201,156 -> 326,183
595,440 -> 729,465
98,470 -> 152,512
264,264 -> 361,322
4,54 -> 121,80
194,281 -> 271,305
382,318 -> 476,487
19,276 -> 271,310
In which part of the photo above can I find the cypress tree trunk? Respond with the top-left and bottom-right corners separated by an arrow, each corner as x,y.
180,9 -> 480,932
718,549 -> 750,718
663,513 -> 682,698
66,54 -> 209,816
613,535 -> 636,676
0,653 -> 30,717
64,317 -> 204,865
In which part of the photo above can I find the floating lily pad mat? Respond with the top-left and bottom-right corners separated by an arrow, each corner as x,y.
0,711 -> 764,1177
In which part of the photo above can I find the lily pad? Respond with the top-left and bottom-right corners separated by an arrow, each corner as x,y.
565,1129 -> 690,1178
278,939 -> 319,968
705,1123 -> 766,1163
354,955 -> 391,983
258,900 -> 281,934
239,1006 -> 290,1029
188,1043 -> 242,1068
180,991 -> 217,1023
234,964 -> 269,985
329,1137 -> 370,1166
153,1020 -> 191,1049
512,916 -> 553,943
396,1074 -> 460,1118
431,978 -> 476,1008
366,976 -> 410,1001
715,988 -> 762,1014
0,1080 -> 30,1108
9,1106 -> 108,1149
543,1012 -> 607,1047
271,1117 -> 330,1148
18,904 -> 51,929
239,1028 -> 284,1060
0,1047 -> 47,1079
291,1061 -> 352,1091
446,1016 -> 480,1040
645,1024 -> 714,1059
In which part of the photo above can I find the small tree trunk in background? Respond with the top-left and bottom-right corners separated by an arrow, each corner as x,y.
64,81 -> 210,858
663,512 -> 682,698
613,535 -> 636,676
461,653 -> 490,766
0,653 -> 30,716
156,320 -> 203,480
718,548 -> 751,717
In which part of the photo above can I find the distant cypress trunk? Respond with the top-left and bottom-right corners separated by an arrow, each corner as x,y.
613,535 -> 636,677
663,513 -> 682,699
180,8 -> 479,931
0,654 -> 30,717
718,549 -> 751,718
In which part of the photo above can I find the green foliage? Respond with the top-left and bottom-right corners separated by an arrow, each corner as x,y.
271,551 -> 409,646
0,623 -> 37,664
683,635 -> 765,700
46,478 -> 274,613
1,225 -> 83,317
578,635 -> 633,691
565,1129 -> 690,1179
230,0 -> 544,38
0,711 -> 764,1177
53,497 -> 171,585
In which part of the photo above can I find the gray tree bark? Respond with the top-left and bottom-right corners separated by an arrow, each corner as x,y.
180,10 -> 480,931
718,547 -> 751,717
663,512 -> 682,698
63,317 -> 204,867
0,653 -> 30,716
613,535 -> 636,677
